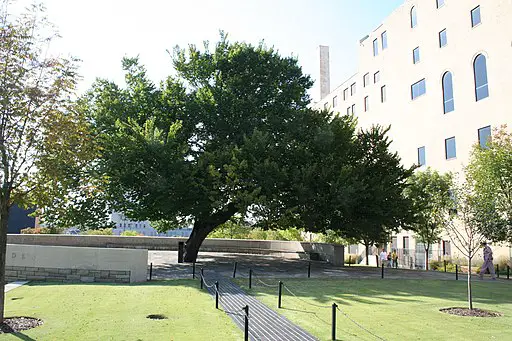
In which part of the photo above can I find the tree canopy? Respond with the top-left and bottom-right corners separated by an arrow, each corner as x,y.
82,35 -> 414,262
404,168 -> 453,269
466,125 -> 512,244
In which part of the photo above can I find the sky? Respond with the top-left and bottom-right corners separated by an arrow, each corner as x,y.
11,0 -> 404,102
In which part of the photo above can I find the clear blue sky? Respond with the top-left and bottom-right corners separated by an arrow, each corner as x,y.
14,0 -> 404,102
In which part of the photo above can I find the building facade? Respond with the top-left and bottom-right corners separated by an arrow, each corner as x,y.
316,0 -> 512,267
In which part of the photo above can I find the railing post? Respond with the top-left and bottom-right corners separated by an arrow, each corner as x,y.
233,261 -> 237,278
455,265 -> 458,281
444,260 -> 447,273
308,261 -> 311,278
149,263 -> 153,281
507,265 -> 510,280
215,281 -> 219,309
332,303 -> 337,341
278,281 -> 283,308
349,255 -> 351,267
249,269 -> 252,289
375,255 -> 379,268
244,305 -> 249,341
497,264 -> 500,278
381,263 -> 384,279
200,268 -> 204,289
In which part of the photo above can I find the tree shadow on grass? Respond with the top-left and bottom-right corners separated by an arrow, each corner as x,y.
241,278 -> 512,308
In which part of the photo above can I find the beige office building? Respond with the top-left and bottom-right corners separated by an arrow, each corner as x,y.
316,0 -> 512,267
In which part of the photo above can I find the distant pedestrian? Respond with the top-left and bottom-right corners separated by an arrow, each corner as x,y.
387,252 -> 392,267
479,242 -> 496,280
379,248 -> 388,267
392,250 -> 398,268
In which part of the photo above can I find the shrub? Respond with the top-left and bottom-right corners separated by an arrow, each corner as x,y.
84,228 -> 113,235
20,227 -> 51,234
121,230 -> 142,236
345,254 -> 358,264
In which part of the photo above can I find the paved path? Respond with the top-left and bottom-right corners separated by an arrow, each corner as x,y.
149,251 -> 465,281
4,281 -> 28,293
201,271 -> 317,341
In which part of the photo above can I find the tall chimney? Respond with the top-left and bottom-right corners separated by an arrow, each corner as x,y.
319,45 -> 330,100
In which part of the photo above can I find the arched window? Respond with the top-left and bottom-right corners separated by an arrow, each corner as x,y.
411,7 -> 417,28
442,72 -> 454,113
474,54 -> 489,101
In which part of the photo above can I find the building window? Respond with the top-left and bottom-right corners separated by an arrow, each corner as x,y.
343,88 -> 348,100
351,104 -> 355,114
324,102 -> 328,110
442,72 -> 454,113
413,47 -> 420,64
374,71 -> 380,83
381,31 -> 388,50
364,96 -> 369,112
474,54 -> 489,101
350,83 -> 356,96
417,146 -> 426,166
411,79 -> 426,100
437,0 -> 445,8
333,95 -> 338,108
410,6 -> 417,28
471,6 -> 481,27
439,29 -> 447,48
373,39 -> 379,56
381,85 -> 386,103
445,137 -> 456,159
478,126 -> 491,148
347,107 -> 350,115
363,73 -> 369,87
403,236 -> 410,254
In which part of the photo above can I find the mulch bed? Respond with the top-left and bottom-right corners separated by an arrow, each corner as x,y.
0,317 -> 43,334
440,307 -> 503,317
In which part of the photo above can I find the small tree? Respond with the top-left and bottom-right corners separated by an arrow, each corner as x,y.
445,181 -> 499,310
0,2 -> 91,323
466,125 -> 512,244
340,126 -> 415,265
404,168 -> 453,270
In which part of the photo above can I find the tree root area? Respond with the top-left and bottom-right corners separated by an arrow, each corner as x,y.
0,317 -> 43,334
440,307 -> 503,317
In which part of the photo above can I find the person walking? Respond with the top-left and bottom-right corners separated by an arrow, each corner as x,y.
379,248 -> 388,267
392,250 -> 398,268
479,242 -> 496,280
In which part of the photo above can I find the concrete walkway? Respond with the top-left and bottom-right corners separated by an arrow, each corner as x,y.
201,271 -> 317,341
4,281 -> 28,293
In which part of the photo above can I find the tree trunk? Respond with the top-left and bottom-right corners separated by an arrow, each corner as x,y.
364,241 -> 370,266
183,203 -> 237,263
0,199 -> 10,324
468,257 -> 473,310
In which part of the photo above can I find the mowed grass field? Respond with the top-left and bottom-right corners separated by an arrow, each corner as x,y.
1,280 -> 240,341
238,278 -> 512,341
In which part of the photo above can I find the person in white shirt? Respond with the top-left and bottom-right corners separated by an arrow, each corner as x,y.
379,249 -> 388,267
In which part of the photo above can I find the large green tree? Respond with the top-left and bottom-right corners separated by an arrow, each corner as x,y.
0,2 -> 93,323
87,36 -> 334,261
466,125 -> 512,243
404,168 -> 453,270
86,36 -> 415,263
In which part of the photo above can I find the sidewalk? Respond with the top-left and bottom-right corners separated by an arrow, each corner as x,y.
201,271 -> 317,341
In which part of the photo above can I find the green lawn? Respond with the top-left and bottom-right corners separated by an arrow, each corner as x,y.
238,278 -> 512,341
1,280 -> 240,341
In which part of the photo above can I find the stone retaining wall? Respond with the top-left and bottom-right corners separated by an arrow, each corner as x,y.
7,235 -> 345,265
6,244 -> 148,282
5,266 -> 131,283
